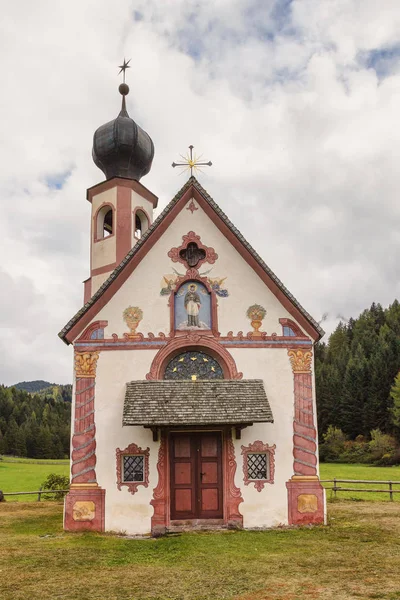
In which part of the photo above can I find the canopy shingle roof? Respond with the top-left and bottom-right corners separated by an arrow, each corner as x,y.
123,379 -> 273,426
59,176 -> 323,343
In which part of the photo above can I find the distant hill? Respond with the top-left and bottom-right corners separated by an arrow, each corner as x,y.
11,381 -> 72,403
13,380 -> 54,393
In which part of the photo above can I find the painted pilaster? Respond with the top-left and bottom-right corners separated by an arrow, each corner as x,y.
150,431 -> 168,536
64,350 -> 105,532
286,348 -> 325,525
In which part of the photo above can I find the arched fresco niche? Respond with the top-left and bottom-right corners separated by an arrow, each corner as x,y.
174,280 -> 211,331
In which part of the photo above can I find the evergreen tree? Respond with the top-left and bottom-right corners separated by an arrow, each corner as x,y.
5,418 -> 20,456
390,372 -> 400,432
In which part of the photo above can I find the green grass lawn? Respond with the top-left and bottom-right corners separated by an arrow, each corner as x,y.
0,456 -> 69,501
1,501 -> 400,600
320,463 -> 400,501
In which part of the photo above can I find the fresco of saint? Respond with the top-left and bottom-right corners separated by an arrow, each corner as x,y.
184,283 -> 201,327
174,281 -> 211,330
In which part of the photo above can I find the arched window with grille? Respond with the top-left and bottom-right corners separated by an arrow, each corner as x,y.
164,350 -> 224,381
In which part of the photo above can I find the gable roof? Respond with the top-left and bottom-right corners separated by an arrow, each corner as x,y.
59,176 -> 324,344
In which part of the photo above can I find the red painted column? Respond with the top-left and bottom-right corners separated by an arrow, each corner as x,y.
116,186 -> 132,264
286,349 -> 325,525
64,351 -> 105,532
224,430 -> 243,528
151,431 -> 169,536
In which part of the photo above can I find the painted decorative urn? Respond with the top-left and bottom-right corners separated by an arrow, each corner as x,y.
246,304 -> 267,337
123,306 -> 143,339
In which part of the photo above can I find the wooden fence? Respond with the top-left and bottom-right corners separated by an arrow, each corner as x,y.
321,479 -> 400,501
1,489 -> 69,501
2,480 -> 400,502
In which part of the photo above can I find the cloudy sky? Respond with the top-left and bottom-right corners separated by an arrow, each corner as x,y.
1,0 -> 400,385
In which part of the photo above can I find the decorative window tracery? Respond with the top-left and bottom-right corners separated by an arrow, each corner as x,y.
116,443 -> 150,495
164,350 -> 224,381
168,231 -> 218,271
179,242 -> 206,268
241,441 -> 276,491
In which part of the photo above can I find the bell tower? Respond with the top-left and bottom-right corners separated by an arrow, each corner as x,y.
84,65 -> 158,303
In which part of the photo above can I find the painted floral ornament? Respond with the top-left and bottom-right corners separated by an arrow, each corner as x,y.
246,304 -> 267,337
123,306 -> 143,339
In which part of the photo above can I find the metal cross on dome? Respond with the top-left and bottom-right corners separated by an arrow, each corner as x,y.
118,58 -> 131,83
172,145 -> 212,177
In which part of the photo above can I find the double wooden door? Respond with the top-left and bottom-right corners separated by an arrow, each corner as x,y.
170,432 -> 223,520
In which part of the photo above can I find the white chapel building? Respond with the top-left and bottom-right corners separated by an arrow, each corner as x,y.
60,77 -> 325,535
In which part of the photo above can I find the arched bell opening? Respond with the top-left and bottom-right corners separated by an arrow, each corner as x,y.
134,208 -> 150,240
95,204 -> 114,240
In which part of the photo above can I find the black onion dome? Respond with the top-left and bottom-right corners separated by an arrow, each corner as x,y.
92,84 -> 154,181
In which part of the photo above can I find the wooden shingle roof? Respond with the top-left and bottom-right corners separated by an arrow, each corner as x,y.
123,379 -> 273,426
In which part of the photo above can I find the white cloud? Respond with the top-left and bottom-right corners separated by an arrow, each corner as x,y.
1,0 -> 400,384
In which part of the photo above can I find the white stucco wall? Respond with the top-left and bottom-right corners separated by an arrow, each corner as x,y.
230,348 -> 296,528
94,350 -> 158,534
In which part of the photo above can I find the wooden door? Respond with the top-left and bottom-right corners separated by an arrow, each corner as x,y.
170,432 -> 223,520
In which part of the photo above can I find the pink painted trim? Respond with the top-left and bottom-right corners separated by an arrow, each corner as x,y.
64,486 -> 106,532
116,186 -> 132,264
83,279 -> 92,305
224,430 -> 244,526
116,442 -> 150,495
93,202 -> 115,243
71,376 -> 97,484
286,478 -> 324,525
186,200 -> 198,214
87,177 -> 158,208
292,370 -> 317,477
168,231 -> 218,270
146,334 -> 243,380
78,320 -> 108,342
150,431 -> 169,534
223,330 -> 310,344
241,441 -> 276,492
279,318 -> 307,338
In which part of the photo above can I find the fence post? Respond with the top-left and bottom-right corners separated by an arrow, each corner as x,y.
389,481 -> 393,502
334,478 -> 337,499
37,487 -> 42,502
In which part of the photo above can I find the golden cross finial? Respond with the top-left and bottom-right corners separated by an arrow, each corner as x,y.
118,58 -> 131,84
172,145 -> 212,177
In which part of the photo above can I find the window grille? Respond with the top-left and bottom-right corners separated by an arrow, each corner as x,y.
247,453 -> 268,480
123,455 -> 144,482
